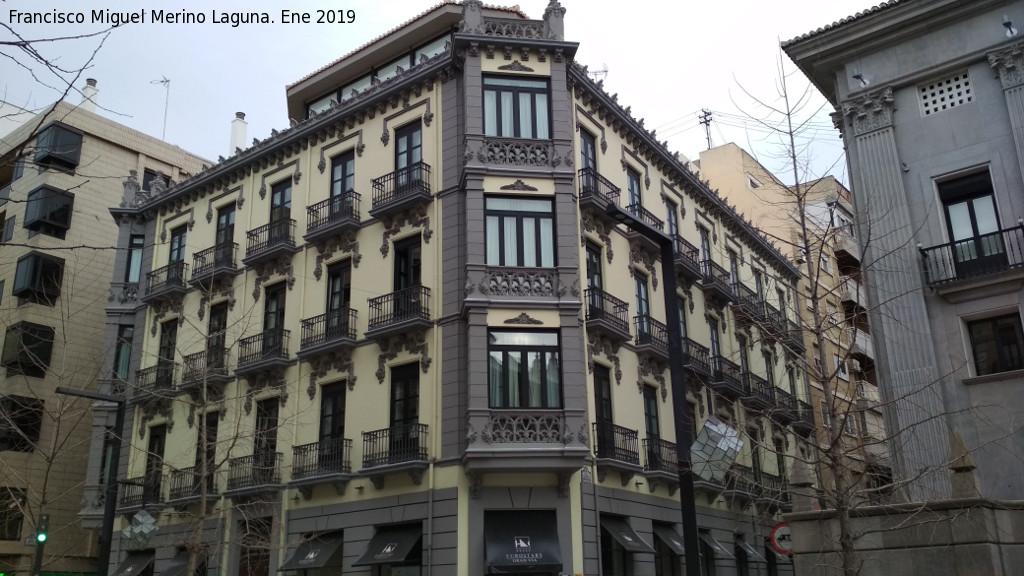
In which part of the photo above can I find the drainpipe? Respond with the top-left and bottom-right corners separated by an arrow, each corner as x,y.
427,459 -> 435,576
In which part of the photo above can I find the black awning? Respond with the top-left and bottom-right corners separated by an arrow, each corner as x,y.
698,532 -> 735,560
485,510 -> 563,573
112,552 -> 154,576
736,538 -> 766,563
652,524 -> 685,556
600,516 -> 655,554
160,551 -> 199,576
352,524 -> 422,567
280,533 -> 345,571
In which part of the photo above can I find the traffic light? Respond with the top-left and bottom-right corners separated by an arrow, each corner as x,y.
36,514 -> 49,543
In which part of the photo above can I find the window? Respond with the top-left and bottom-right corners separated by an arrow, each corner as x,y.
142,169 -> 170,192
488,331 -> 561,408
195,412 -> 218,492
216,205 -> 236,246
395,122 -> 423,171
939,171 -> 1005,278
12,252 -> 63,306
0,395 -> 44,452
635,274 -> 651,339
0,488 -> 25,540
728,250 -> 739,289
763,351 -> 775,387
968,314 -> 1024,375
270,180 -> 292,224
593,364 -> 613,424
208,302 -> 228,370
2,322 -> 54,377
834,355 -> 849,380
126,235 -> 144,283
844,411 -> 858,436
2,215 -> 14,242
820,401 -> 831,429
580,130 -> 597,172
11,157 -> 25,181
626,168 -> 642,210
24,186 -> 73,239
485,197 -> 555,267
483,76 -> 550,139
112,325 -> 134,383
665,199 -> 679,239
819,251 -> 832,273
320,382 -> 347,442
34,124 -> 83,171
329,150 -> 356,217
326,261 -> 353,337
643,385 -> 660,440
169,225 -> 187,264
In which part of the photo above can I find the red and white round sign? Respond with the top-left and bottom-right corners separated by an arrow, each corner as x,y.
770,523 -> 793,555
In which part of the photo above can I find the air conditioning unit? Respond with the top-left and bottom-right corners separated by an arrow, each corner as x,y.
848,359 -> 861,372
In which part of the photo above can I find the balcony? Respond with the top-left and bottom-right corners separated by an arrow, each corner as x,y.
369,162 -> 431,219
298,308 -> 358,359
732,284 -> 764,325
839,275 -> 866,309
118,475 -> 163,511
857,380 -> 882,411
584,288 -> 631,343
724,464 -> 760,502
773,389 -> 797,425
593,421 -> 642,485
225,452 -> 283,497
166,466 -> 218,504
304,191 -> 361,245
243,219 -> 300,266
920,225 -> 1024,286
236,328 -> 291,377
757,471 -> 791,510
142,261 -> 188,304
290,437 -> 353,497
792,399 -> 816,437
834,224 -> 860,265
699,260 -> 735,304
135,361 -> 176,397
710,356 -> 744,398
780,318 -> 806,352
623,204 -> 665,251
634,315 -> 669,361
190,243 -> 241,288
643,437 -> 681,493
180,348 -> 232,398
845,326 -> 874,360
463,409 -> 590,475
577,167 -> 621,223
365,286 -> 432,340
362,424 -> 429,488
672,235 -> 702,283
743,373 -> 774,411
680,338 -> 711,378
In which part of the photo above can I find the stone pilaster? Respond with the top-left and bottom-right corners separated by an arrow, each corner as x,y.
842,86 -> 950,501
988,41 -> 1024,190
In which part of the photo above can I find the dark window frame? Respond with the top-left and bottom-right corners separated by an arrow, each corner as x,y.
485,196 -> 556,267
34,123 -> 83,172
0,395 -> 44,452
0,487 -> 26,540
483,75 -> 551,140
24,185 -> 73,239
12,251 -> 64,306
1,322 -> 55,378
968,313 -> 1024,376
487,330 -> 562,409
125,234 -> 145,283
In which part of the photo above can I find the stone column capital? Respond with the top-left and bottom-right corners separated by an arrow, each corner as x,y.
988,40 -> 1024,89
842,86 -> 896,136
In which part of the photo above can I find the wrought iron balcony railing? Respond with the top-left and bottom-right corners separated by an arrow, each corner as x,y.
167,466 -> 217,500
181,348 -> 232,383
634,315 -> 669,356
592,421 -> 640,465
237,328 -> 290,368
367,286 -> 431,332
774,389 -> 798,424
292,437 -> 352,479
577,167 -> 621,207
680,337 -> 711,376
245,218 -> 296,259
306,191 -> 361,235
584,288 -> 630,336
371,162 -> 431,211
700,259 -> 735,302
191,242 -> 238,282
624,203 -> 665,231
920,224 -> 1024,285
300,308 -> 357,349
226,451 -> 282,490
743,373 -> 774,410
711,355 -> 744,397
793,399 -> 816,436
145,261 -> 188,298
362,423 -> 429,468
136,360 -> 176,393
119,474 -> 163,508
672,235 -> 702,280
643,437 -> 679,473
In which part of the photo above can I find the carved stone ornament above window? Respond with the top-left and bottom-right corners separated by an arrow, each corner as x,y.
498,60 -> 535,72
499,179 -> 539,191
504,312 -> 544,325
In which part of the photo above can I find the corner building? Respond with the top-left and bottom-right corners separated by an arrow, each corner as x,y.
92,3 -> 805,575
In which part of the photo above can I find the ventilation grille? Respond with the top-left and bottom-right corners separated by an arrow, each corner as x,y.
919,71 -> 973,116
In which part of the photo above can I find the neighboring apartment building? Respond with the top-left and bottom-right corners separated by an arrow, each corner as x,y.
0,99 -> 34,139
785,0 -> 1024,502
695,144 -> 891,505
0,89 -> 206,576
86,3 -> 810,575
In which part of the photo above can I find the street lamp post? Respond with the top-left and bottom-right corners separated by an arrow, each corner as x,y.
605,204 -> 701,576
55,387 -> 125,576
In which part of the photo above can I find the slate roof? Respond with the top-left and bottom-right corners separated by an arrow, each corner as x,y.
781,0 -> 903,47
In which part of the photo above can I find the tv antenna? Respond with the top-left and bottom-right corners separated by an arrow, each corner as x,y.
150,76 -> 170,140
699,108 -> 713,150
587,64 -> 609,81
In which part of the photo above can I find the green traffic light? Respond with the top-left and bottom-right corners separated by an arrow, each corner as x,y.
36,532 -> 47,543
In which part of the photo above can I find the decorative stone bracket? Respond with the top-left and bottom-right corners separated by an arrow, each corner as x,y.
242,368 -> 289,414
306,351 -> 356,400
313,231 -> 361,280
587,333 -> 622,384
375,330 -> 431,384
380,205 -> 432,257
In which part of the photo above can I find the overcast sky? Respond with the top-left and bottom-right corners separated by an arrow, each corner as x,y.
2,0 -> 880,184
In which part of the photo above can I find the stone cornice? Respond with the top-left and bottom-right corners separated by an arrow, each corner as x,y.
988,39 -> 1024,89
842,86 -> 896,136
132,51 -> 456,218
566,64 -> 801,281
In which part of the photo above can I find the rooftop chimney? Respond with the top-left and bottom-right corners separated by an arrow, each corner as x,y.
81,78 -> 98,113
229,112 -> 247,157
